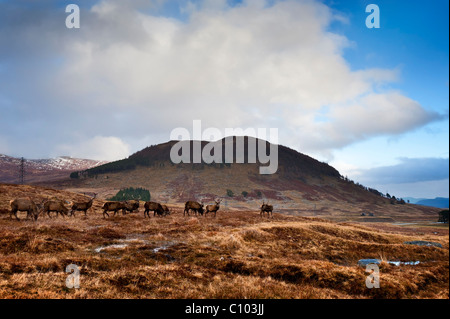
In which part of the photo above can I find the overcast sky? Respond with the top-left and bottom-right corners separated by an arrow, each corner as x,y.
0,0 -> 448,198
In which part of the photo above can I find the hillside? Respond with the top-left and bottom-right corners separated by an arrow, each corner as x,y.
0,154 -> 107,184
416,198 -> 449,209
0,184 -> 448,299
80,138 -> 341,179
34,137 -> 442,223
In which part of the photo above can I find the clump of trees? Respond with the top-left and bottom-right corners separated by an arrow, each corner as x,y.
438,210 -> 449,223
86,159 -> 137,176
386,194 -> 406,205
70,172 -> 79,179
341,176 -> 407,204
108,187 -> 151,202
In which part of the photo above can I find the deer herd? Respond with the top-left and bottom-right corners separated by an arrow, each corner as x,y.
7,194 -> 274,221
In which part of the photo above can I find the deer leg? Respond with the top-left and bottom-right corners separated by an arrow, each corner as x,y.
10,210 -> 20,221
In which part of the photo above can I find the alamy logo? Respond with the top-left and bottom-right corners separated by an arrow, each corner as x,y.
366,4 -> 380,29
66,264 -> 80,289
65,4 -> 80,29
170,120 -> 279,175
365,263 -> 380,289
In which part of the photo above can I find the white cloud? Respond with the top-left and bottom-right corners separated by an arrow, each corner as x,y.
0,136 -> 9,155
54,136 -> 131,162
357,157 -> 449,185
297,92 -> 442,154
0,0 -> 443,160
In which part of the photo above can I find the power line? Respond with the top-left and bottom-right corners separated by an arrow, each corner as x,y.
19,157 -> 25,184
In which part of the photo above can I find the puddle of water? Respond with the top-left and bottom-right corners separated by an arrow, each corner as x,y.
152,241 -> 177,253
93,239 -> 178,254
94,244 -> 128,253
358,259 -> 421,267
393,221 -> 445,226
119,238 -> 150,245
388,261 -> 420,266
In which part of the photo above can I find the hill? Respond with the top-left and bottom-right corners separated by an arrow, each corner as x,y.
416,197 -> 449,209
36,137 -> 441,223
0,154 -> 107,184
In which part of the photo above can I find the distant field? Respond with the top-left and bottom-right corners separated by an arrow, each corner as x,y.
0,183 -> 448,299
0,210 -> 447,298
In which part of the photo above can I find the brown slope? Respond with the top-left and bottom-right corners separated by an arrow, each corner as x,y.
0,183 -> 448,299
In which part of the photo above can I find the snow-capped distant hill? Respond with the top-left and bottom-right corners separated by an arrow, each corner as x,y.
0,154 -> 108,184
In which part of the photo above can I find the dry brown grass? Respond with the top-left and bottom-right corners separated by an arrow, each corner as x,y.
0,184 -> 448,299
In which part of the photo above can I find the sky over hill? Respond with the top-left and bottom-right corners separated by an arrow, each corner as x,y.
0,0 -> 448,198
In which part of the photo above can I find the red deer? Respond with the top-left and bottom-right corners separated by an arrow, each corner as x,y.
260,201 -> 273,218
69,193 -> 96,217
144,201 -> 165,218
42,199 -> 69,218
184,201 -> 204,216
205,199 -> 221,217
102,201 -> 126,218
161,204 -> 171,216
10,198 -> 43,221
123,200 -> 140,214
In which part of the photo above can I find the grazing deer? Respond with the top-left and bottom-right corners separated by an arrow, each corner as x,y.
161,204 -> 171,216
102,201 -> 126,218
10,198 -> 43,221
184,201 -> 204,217
123,200 -> 140,214
69,193 -> 96,217
144,201 -> 165,218
42,199 -> 69,218
260,201 -> 273,218
205,199 -> 221,217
